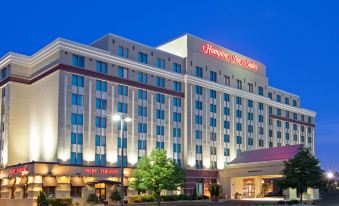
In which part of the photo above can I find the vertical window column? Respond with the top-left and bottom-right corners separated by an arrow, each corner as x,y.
137,89 -> 147,159
117,85 -> 128,167
155,93 -> 165,149
195,85 -> 203,169
209,89 -> 217,169
223,94 -> 230,166
235,97 -> 243,155
95,80 -> 107,166
0,86 -> 7,165
173,97 -> 182,165
71,74 -> 84,165
247,100 -> 254,150
257,103 -> 265,148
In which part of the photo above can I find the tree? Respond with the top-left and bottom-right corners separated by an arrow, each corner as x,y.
36,190 -> 48,206
109,188 -> 121,202
131,149 -> 185,206
208,183 -> 223,201
280,148 -> 323,203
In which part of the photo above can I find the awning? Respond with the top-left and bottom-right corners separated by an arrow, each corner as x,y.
71,177 -> 85,187
86,179 -> 120,185
43,176 -> 57,187
16,176 -> 28,186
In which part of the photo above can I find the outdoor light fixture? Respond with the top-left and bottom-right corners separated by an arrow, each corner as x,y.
111,113 -> 131,206
326,172 -> 334,179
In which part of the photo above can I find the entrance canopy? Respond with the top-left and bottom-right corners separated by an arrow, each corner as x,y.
230,144 -> 303,165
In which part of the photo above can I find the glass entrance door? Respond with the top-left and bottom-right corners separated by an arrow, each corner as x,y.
95,183 -> 106,201
243,178 -> 255,198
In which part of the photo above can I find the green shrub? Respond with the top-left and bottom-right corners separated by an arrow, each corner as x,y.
37,190 -> 48,206
86,193 -> 99,205
208,183 -> 223,197
129,195 -> 143,203
141,194 -> 155,202
48,198 -> 72,206
109,188 -> 121,202
277,200 -> 286,205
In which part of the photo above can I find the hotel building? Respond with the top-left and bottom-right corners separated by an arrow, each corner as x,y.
0,33 -> 316,205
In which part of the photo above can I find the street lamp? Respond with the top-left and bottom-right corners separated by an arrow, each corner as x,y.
327,172 -> 334,179
112,114 -> 131,206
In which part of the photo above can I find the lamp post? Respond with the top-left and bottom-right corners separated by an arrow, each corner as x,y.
112,114 -> 131,206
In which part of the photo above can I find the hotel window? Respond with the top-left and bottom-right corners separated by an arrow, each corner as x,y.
301,115 -> 305,122
156,93 -> 165,104
96,80 -> 107,92
95,135 -> 106,166
210,90 -> 216,99
276,95 -> 281,102
259,139 -> 264,147
285,111 -> 290,118
248,100 -> 253,108
118,85 -> 128,96
137,71 -> 148,84
1,67 -> 7,80
156,76 -> 165,88
248,125 -> 253,133
292,99 -> 297,107
173,81 -> 181,92
236,97 -> 242,105
71,133 -> 83,165
277,108 -> 282,116
258,86 -> 264,96
308,117 -> 312,124
236,110 -> 242,118
269,106 -> 273,114
72,54 -> 85,68
155,58 -> 165,69
224,93 -> 230,102
236,136 -> 242,144
118,66 -> 128,79
138,89 -> 147,100
118,46 -> 129,58
138,52 -> 148,64
277,120 -> 282,128
236,123 -> 242,131
224,121 -> 230,129
96,98 -> 107,110
248,138 -> 254,146
285,97 -> 290,105
258,115 -> 264,123
71,113 -> 83,125
118,103 -> 128,113
72,94 -> 83,106
172,63 -> 181,73
248,83 -> 253,93
70,186 -> 82,198
210,71 -> 217,82
138,106 -> 147,117
224,135 -> 230,143
224,108 -> 230,116
258,103 -> 264,110
195,66 -> 203,78
224,75 -> 230,86
293,113 -> 298,120
72,75 -> 84,87
195,85 -> 203,95
95,117 -> 107,128
236,79 -> 242,89
268,92 -> 273,100
96,60 -> 107,74
248,113 -> 253,121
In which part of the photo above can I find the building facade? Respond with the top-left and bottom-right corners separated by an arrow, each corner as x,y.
0,33 -> 315,205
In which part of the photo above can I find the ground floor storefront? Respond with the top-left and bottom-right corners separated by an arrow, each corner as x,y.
0,162 -> 132,206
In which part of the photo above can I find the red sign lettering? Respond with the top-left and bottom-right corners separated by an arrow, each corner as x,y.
84,168 -> 119,175
202,44 -> 258,71
9,167 -> 28,175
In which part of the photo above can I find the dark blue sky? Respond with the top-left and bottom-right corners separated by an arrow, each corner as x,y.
1,0 -> 338,171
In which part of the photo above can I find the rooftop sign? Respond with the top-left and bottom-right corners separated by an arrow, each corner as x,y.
202,43 -> 258,71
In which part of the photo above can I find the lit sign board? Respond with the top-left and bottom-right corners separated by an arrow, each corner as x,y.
202,43 -> 258,71
84,168 -> 119,175
9,166 -> 28,175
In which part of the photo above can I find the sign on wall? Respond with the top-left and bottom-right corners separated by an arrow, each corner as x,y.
84,168 -> 119,175
202,43 -> 258,71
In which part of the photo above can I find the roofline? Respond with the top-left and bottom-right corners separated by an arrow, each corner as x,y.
157,32 -> 266,66
91,33 -> 185,59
